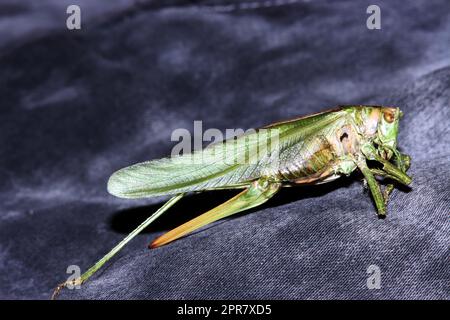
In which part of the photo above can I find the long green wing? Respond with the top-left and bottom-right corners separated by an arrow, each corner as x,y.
107,109 -> 347,198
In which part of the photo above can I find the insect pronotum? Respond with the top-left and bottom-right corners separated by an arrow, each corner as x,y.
52,105 -> 411,298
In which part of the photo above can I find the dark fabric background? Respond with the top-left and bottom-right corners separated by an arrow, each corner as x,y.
0,0 -> 449,299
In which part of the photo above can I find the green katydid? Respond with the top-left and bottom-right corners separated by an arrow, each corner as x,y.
52,105 -> 411,298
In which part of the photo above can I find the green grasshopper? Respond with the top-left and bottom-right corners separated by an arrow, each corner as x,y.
53,105 -> 411,298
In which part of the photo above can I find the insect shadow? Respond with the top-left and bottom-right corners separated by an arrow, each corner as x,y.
109,176 -> 359,235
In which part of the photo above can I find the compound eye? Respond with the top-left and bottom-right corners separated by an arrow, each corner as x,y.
383,110 -> 395,123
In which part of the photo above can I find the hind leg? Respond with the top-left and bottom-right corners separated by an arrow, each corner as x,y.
149,179 -> 281,248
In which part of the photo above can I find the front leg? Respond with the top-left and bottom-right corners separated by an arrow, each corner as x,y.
383,152 -> 411,202
372,151 -> 411,204
391,150 -> 411,173
361,144 -> 412,186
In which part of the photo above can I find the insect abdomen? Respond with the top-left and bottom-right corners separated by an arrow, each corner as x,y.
266,136 -> 337,181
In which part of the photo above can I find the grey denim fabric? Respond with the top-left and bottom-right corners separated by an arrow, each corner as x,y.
0,0 -> 449,299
